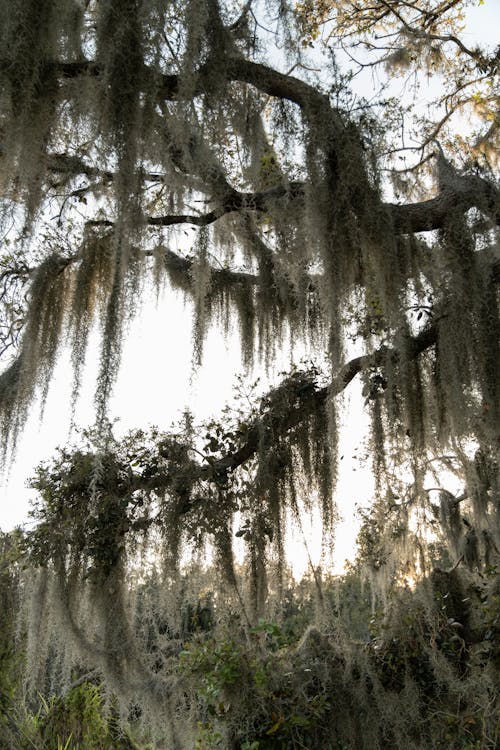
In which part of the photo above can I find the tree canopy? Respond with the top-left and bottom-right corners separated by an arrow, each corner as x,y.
0,0 -> 499,748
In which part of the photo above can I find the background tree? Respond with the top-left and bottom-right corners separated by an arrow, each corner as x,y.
0,0 -> 499,747
297,0 -> 500,167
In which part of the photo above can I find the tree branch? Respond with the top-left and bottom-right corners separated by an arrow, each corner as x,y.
7,54 -> 498,235
389,176 -> 500,233
130,323 -> 440,497
135,176 -> 500,234
196,326 -> 447,496
73,142 -> 497,234
162,248 -> 258,289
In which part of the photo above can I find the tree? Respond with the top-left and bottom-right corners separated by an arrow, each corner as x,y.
297,0 -> 500,167
0,0 -> 499,747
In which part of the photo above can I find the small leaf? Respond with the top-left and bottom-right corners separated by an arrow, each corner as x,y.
266,717 -> 284,735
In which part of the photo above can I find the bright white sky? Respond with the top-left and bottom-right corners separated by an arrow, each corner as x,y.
1,277 -> 374,575
0,0 -> 498,577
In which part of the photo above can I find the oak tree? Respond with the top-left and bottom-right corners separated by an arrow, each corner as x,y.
0,1 -> 499,746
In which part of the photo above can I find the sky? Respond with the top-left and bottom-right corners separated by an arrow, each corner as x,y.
0,0 -> 498,576
0,274 -> 374,575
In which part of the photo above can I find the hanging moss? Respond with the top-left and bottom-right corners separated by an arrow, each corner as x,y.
0,0 -> 85,215
0,0 -> 495,474
0,4 -> 498,743
0,253 -> 70,453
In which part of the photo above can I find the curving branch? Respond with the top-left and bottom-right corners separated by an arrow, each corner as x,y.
128,323 -> 440,498
208,323 -> 439,478
86,173 -> 498,235
54,53 -> 335,116
161,247 -> 257,289
149,176 -> 500,233
5,50 -> 498,236
388,175 -> 500,233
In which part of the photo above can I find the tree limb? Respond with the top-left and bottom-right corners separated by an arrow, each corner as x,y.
130,323 -> 440,496
83,172 -> 498,235
6,53 -> 498,235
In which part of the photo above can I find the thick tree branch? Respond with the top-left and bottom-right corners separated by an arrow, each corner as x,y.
130,324 -> 440,497
54,55 -> 335,116
162,248 -> 257,288
389,178 -> 500,233
192,326 -> 445,497
156,181 -> 499,233
227,57 -> 333,115
83,174 -> 498,235
7,54 -> 498,235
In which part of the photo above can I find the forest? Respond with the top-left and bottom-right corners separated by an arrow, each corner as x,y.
0,0 -> 499,747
